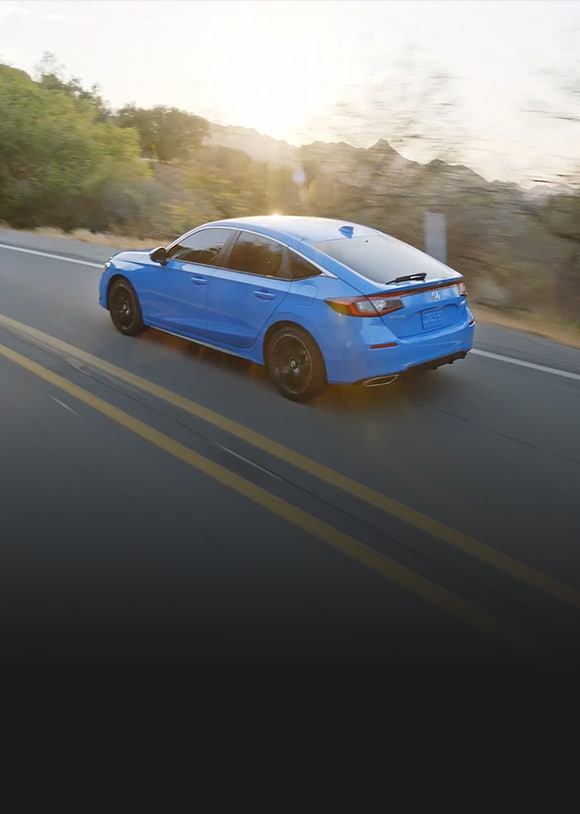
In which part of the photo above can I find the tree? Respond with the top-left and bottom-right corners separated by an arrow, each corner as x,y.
116,105 -> 209,162
0,62 -> 149,231
35,51 -> 111,121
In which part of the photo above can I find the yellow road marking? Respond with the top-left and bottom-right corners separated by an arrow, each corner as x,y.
1,312 -> 579,611
0,340 -> 543,657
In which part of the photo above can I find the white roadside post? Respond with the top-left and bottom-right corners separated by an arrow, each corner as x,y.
424,212 -> 447,264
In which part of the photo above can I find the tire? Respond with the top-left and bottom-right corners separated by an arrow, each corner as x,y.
108,279 -> 145,336
266,326 -> 326,402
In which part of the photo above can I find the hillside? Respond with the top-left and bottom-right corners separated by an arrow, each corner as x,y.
210,123 -> 579,323
208,123 -> 298,166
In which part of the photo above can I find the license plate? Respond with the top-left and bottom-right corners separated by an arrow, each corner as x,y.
422,307 -> 443,330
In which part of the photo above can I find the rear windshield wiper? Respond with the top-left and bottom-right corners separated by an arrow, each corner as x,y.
386,273 -> 427,284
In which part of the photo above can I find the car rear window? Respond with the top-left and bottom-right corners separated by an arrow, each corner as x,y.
315,234 -> 454,283
288,251 -> 321,280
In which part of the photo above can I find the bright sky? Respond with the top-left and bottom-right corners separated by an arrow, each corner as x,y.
1,0 -> 579,186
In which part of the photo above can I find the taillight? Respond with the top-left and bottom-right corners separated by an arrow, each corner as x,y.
459,281 -> 467,296
326,295 -> 404,317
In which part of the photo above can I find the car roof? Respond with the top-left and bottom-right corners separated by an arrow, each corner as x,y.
204,216 -> 377,246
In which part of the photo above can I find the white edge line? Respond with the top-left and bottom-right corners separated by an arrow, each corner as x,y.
0,243 -> 103,268
471,348 -> 580,382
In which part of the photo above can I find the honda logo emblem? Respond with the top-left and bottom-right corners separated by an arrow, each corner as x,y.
432,290 -> 441,301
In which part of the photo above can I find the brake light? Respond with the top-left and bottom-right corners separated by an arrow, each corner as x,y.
459,281 -> 467,296
326,295 -> 404,317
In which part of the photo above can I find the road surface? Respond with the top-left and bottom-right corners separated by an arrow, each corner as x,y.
1,229 -> 579,673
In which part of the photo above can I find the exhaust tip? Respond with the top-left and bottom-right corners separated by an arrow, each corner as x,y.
362,375 -> 399,388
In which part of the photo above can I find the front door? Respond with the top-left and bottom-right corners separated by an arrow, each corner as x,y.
142,227 -> 236,338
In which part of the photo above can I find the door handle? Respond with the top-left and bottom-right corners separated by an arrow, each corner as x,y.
254,290 -> 276,300
190,276 -> 208,286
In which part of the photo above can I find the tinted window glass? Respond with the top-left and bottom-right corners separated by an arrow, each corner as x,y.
226,232 -> 283,277
167,228 -> 233,266
315,234 -> 454,283
289,251 -> 321,280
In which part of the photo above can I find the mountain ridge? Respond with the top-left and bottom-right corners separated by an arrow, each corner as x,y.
208,121 -> 574,200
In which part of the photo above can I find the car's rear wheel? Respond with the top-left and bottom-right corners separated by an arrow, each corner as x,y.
108,279 -> 145,336
266,326 -> 326,402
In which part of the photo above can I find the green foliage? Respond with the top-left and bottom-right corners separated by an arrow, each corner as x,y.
36,52 -> 111,121
184,146 -> 305,218
116,105 -> 209,162
141,146 -> 307,239
0,62 -> 149,231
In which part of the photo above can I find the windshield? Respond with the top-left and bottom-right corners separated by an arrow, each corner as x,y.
315,233 -> 455,284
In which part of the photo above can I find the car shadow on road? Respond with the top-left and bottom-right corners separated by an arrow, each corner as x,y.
317,370 -> 463,414
140,328 -> 467,416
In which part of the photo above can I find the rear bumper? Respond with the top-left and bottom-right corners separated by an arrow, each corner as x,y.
325,318 -> 475,384
406,349 -> 468,373
355,349 -> 469,386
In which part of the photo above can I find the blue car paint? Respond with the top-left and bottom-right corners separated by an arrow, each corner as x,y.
99,216 -> 475,386
151,259 -> 216,337
204,267 -> 291,348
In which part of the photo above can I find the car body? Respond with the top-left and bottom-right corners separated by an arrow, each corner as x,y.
99,215 -> 475,400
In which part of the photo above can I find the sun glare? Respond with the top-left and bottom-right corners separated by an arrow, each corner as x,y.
226,65 -> 325,142
213,12 -> 341,144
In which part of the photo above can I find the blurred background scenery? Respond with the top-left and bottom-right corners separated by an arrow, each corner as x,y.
1,0 -> 579,331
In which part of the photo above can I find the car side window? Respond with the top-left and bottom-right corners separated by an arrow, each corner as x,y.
226,232 -> 283,277
288,251 -> 322,280
167,228 -> 233,266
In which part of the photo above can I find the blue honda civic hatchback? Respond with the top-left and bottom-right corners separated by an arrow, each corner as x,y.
99,216 -> 475,401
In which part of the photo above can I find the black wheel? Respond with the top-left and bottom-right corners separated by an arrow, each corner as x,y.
108,279 -> 145,336
266,326 -> 326,402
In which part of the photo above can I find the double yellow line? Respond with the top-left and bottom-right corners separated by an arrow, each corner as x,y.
1,313 -> 576,656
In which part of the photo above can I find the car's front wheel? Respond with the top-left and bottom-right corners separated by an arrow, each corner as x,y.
108,279 -> 145,336
266,326 -> 326,402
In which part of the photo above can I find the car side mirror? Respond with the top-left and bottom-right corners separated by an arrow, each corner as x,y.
150,246 -> 168,266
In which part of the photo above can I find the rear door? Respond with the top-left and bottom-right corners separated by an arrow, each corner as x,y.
204,231 -> 291,348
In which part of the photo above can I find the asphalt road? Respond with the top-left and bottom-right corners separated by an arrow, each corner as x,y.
1,229 -> 579,674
